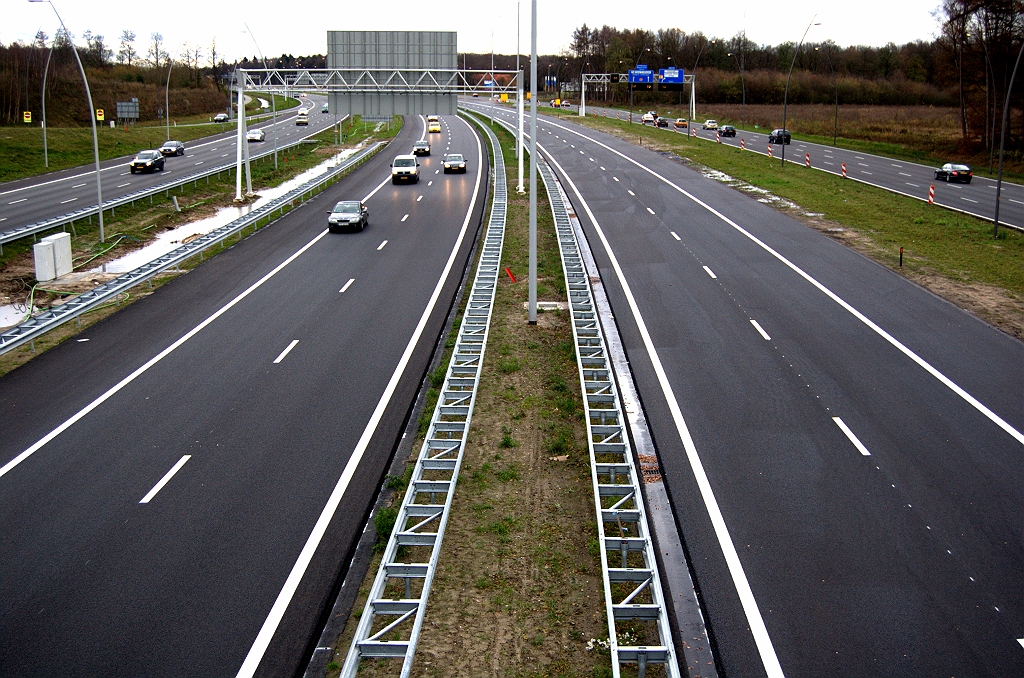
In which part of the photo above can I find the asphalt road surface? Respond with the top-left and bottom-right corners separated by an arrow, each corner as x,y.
562,101 -> 1024,231
466,99 -> 1024,678
0,95 -> 335,236
0,112 -> 487,677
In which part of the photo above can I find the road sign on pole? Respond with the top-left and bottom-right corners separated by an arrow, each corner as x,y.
95,109 -> 104,121
23,111 -> 32,123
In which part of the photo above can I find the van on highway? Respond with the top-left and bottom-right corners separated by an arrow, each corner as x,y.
296,110 -> 309,126
391,154 -> 420,184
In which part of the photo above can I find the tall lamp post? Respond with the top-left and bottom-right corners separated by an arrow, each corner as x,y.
781,18 -> 820,168
993,39 -> 1024,239
727,51 -> 745,128
690,39 -> 715,127
244,23 -> 278,170
164,57 -> 173,140
29,0 -> 104,242
629,46 -> 651,125
41,42 -> 53,167
815,45 -> 838,146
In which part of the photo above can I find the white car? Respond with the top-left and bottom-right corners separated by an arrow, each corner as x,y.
702,119 -> 718,130
641,112 -> 657,125
390,154 -> 420,184
246,128 -> 265,142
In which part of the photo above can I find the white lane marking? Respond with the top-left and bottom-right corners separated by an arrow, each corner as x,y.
211,148 -> 217,151
72,183 -> 86,188
428,180 -> 433,186
536,118 -> 1024,447
186,154 -> 194,158
8,198 -> 26,204
906,183 -> 920,188
117,183 -> 130,188
435,169 -> 439,174
962,197 -> 978,203
750,319 -> 771,341
1018,638 -> 1024,649
401,214 -> 409,222
1011,199 -> 1024,205
703,265 -> 717,279
377,240 -> 388,250
139,455 -> 192,504
833,418 -> 872,456
339,278 -> 355,294
236,115 -> 484,678
539,146 -> 787,678
891,163 -> 903,168
671,231 -> 681,241
613,176 -> 620,182
195,161 -> 204,166
856,156 -> 865,160
417,195 -> 423,202
221,153 -> 230,157
627,189 -> 635,196
647,207 -> 656,215
120,172 -> 129,176
600,166 -> 606,170
580,150 -> 585,155
60,197 -> 78,204
899,172 -> 912,177
824,162 -> 834,166
0,217 -> 6,222
273,340 -> 300,364
861,171 -> 873,175
857,163 -> 869,167
589,157 -> 595,162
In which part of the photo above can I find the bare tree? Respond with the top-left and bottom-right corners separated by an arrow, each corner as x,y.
34,30 -> 48,49
148,32 -> 167,68
117,30 -> 137,65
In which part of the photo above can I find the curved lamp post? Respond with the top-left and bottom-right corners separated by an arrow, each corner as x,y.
629,46 -> 651,125
690,39 -> 715,125
815,45 -> 838,146
29,0 -> 104,242
993,39 -> 1024,238
727,51 -> 745,128
244,23 -> 278,170
781,18 -> 820,168
164,57 -> 172,140
41,43 -> 53,167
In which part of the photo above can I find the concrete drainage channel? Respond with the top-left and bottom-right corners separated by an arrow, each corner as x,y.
465,104 -> 718,678
0,141 -> 387,357
336,114 -> 507,676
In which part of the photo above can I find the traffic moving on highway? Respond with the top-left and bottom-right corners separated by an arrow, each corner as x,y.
465,98 -> 1024,678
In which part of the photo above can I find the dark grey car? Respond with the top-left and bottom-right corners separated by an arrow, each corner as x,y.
768,128 -> 791,144
328,200 -> 368,232
159,140 -> 185,156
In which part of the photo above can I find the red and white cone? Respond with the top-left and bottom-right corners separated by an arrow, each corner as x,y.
928,184 -> 935,204
841,162 -> 847,178
805,153 -> 811,167
768,144 -> 773,158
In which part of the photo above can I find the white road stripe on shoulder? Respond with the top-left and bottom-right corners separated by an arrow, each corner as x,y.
139,455 -> 191,503
273,340 -> 299,364
832,418 -> 872,456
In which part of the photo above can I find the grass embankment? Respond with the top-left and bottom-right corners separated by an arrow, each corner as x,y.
0,94 -> 301,183
558,112 -> 1024,339
546,102 -> 1024,182
328,116 -> 615,677
0,115 -> 400,377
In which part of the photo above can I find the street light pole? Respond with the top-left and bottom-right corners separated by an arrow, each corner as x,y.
528,0 -> 537,325
165,57 -> 172,140
244,23 -> 278,171
30,0 -> 104,242
727,51 -> 745,128
41,43 -> 52,168
781,18 -> 820,168
690,39 -> 714,126
993,39 -> 1024,239
816,45 -> 838,146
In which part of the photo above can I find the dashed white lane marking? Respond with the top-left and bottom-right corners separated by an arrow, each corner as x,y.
195,161 -> 204,166
899,172 -> 912,177
856,156 -> 865,160
891,163 -> 903,168
613,176 -> 620,182
627,189 -> 635,196
0,217 -> 6,222
435,169 -> 439,174
273,340 -> 300,364
428,180 -> 433,186
339,278 -> 355,294
377,240 -> 388,250
906,183 -> 920,188
833,417 -> 872,456
417,195 -> 423,202
703,265 -> 716,279
589,157 -> 595,161
1018,638 -> 1024,649
600,166 -> 606,170
60,197 -> 78,204
120,172 -> 129,176
8,198 -> 26,205
824,162 -> 834,166
222,153 -> 230,157
570,144 -> 575,148
670,231 -> 681,241
962,197 -> 978,203
750,319 -> 771,341
401,214 -> 409,222
139,455 -> 192,503
857,162 -> 869,167
1011,199 -> 1024,205
647,207 -> 655,215
72,183 -> 86,188
861,171 -> 873,175
117,183 -> 130,188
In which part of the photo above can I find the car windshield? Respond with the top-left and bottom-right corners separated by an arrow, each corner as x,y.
951,164 -> 970,171
446,155 -> 464,162
394,158 -> 416,167
414,142 -> 428,148
333,202 -> 360,214
138,151 -> 159,159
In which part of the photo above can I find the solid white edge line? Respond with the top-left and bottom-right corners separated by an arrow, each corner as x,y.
703,265 -> 716,279
139,455 -> 192,503
235,114 -> 484,678
832,417 -> 872,456
273,340 -> 300,364
750,319 -> 771,341
339,279 -> 355,294
377,240 -> 388,250
538,144 -> 787,678
535,115 -> 1024,448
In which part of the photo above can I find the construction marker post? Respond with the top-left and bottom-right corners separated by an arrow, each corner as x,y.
691,128 -> 696,138
768,145 -> 773,158
741,138 -> 745,150
805,153 -> 811,167
842,162 -> 847,178
900,247 -> 903,267
716,130 -> 721,143
928,184 -> 935,204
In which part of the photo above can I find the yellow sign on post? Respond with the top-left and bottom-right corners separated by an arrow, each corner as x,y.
500,93 -> 508,102
96,109 -> 104,121
23,111 -> 32,123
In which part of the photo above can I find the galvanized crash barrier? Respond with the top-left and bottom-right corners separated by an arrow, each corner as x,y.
536,157 -> 681,678
0,115 -> 349,249
340,115 -> 505,678
0,140 -> 384,357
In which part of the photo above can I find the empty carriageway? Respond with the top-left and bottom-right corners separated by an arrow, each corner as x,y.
466,100 -> 1024,678
0,112 -> 488,677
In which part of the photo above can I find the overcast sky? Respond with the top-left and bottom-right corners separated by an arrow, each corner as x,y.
2,1 -> 944,62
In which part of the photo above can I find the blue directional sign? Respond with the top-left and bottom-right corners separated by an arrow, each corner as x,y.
628,67 -> 654,84
658,68 -> 685,84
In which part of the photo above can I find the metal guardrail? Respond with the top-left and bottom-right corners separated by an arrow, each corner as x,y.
0,140 -> 385,357
340,114 -> 505,678
537,157 -> 681,678
0,115 -> 349,249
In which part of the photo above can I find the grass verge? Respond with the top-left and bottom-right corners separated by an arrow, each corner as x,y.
328,115 -> 613,677
550,111 -> 1024,340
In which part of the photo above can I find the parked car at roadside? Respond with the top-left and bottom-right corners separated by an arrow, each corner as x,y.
158,140 -> 185,156
130,150 -> 165,173
934,163 -> 973,183
768,128 -> 791,144
719,125 -> 737,137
